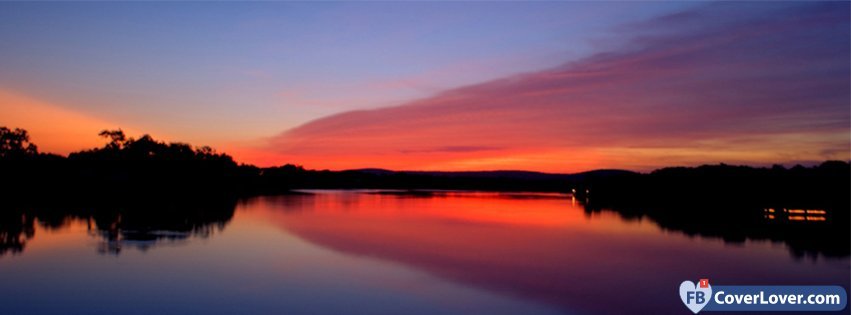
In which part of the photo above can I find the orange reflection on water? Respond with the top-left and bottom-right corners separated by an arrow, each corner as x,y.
24,218 -> 91,253
234,191 -> 727,314
248,191 -> 659,233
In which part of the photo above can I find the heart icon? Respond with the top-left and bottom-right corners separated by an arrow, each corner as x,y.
679,280 -> 712,314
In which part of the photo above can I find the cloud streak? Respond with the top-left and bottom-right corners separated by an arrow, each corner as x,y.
264,2 -> 850,172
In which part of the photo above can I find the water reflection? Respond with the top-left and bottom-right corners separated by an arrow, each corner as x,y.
0,210 -> 34,255
250,191 -> 848,314
0,191 -> 847,315
0,197 -> 237,256
583,197 -> 849,259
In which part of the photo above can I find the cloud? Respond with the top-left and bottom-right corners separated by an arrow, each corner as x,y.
399,146 -> 502,154
263,2 -> 850,172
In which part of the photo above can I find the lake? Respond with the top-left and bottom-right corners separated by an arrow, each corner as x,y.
1,190 -> 848,314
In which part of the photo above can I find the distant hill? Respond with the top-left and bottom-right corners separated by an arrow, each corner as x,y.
348,168 -> 638,181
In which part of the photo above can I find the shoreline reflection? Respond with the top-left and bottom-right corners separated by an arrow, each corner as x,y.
0,191 -> 847,315
247,191 -> 848,314
0,196 -> 237,256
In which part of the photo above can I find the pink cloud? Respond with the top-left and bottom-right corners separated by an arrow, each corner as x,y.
260,3 -> 850,172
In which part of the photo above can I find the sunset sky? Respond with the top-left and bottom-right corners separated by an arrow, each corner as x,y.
1,2 -> 848,172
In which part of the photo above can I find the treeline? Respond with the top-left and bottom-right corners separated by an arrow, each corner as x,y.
574,161 -> 850,210
1,127 -> 256,199
1,126 -> 849,206
0,127 -> 576,197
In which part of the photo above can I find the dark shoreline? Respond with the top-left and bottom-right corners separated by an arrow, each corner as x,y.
2,128 -> 848,258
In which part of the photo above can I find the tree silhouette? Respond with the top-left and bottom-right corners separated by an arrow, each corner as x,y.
98,129 -> 127,150
0,126 -> 38,159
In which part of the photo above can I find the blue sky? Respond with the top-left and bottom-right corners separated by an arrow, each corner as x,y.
1,2 -> 846,171
0,1 -> 697,144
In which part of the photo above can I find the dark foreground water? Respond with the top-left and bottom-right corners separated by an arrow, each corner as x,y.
0,191 -> 847,314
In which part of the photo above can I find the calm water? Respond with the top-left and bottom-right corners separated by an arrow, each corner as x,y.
1,191 -> 848,314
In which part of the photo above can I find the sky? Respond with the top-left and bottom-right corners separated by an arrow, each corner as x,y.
0,1 -> 848,173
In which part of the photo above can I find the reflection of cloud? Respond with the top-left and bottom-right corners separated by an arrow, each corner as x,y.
259,193 -> 849,314
266,2 -> 850,172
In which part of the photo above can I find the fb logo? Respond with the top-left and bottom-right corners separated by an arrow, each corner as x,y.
680,279 -> 712,314
687,290 -> 706,304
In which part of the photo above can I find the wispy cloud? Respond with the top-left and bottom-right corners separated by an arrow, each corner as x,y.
262,2 -> 850,172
